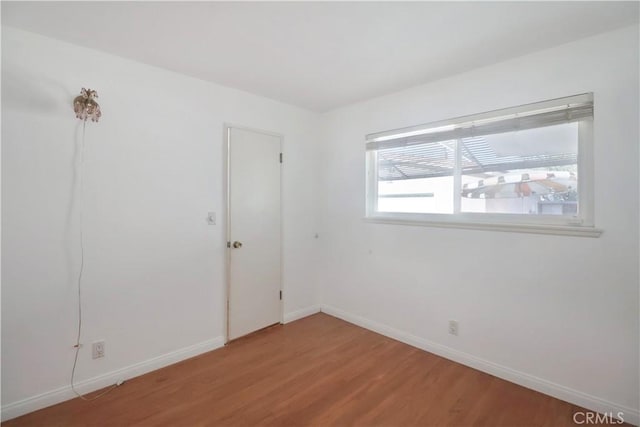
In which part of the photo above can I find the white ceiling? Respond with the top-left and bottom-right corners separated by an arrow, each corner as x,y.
2,1 -> 638,112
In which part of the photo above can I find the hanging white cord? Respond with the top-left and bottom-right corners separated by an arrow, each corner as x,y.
70,120 -> 120,401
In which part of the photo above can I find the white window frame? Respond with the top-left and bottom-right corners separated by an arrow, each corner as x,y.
365,94 -> 601,237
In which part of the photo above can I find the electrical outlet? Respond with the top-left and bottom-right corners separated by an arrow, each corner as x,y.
92,341 -> 105,359
448,320 -> 459,336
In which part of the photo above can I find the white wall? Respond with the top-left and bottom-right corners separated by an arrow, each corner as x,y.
320,25 -> 639,422
1,27 -> 321,416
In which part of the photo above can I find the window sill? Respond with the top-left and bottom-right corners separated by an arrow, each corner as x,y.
363,216 -> 603,237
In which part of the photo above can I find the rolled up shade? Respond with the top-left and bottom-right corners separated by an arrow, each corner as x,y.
366,93 -> 593,151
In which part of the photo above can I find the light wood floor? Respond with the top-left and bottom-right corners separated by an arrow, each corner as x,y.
4,313 -> 622,426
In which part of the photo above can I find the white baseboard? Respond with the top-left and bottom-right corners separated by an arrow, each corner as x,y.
1,336 -> 225,422
321,304 -> 639,427
283,304 -> 321,323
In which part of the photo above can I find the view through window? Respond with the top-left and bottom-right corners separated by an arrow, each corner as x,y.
367,94 -> 592,225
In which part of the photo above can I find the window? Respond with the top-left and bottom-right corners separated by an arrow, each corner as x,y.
366,93 -> 600,236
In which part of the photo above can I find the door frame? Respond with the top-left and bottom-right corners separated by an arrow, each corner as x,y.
224,123 -> 284,344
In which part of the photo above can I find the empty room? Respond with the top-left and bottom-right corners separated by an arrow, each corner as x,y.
1,1 -> 639,426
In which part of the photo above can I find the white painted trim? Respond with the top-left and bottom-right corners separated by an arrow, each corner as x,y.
1,336 -> 225,422
283,305 -> 321,324
363,216 -> 603,237
223,122 -> 284,139
225,125 -> 232,343
320,305 -> 639,426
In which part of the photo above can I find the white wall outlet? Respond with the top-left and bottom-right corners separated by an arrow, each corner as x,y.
92,341 -> 105,359
207,212 -> 216,225
449,320 -> 459,336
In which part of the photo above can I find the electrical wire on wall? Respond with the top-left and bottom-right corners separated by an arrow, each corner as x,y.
71,88 -> 122,400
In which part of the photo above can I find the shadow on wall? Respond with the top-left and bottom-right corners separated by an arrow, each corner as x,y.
2,67 -> 71,114
2,66 -> 85,293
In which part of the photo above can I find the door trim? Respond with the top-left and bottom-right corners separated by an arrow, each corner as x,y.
224,123 -> 284,344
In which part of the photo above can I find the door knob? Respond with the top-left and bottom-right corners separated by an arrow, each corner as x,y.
232,241 -> 243,249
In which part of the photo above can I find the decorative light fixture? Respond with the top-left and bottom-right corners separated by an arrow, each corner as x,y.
73,88 -> 101,122
70,87 -> 117,401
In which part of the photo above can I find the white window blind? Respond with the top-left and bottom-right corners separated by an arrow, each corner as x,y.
366,93 -> 593,150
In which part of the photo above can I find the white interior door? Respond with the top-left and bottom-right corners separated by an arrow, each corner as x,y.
227,126 -> 282,341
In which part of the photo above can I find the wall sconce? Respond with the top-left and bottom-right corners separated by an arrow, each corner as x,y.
73,88 -> 101,122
